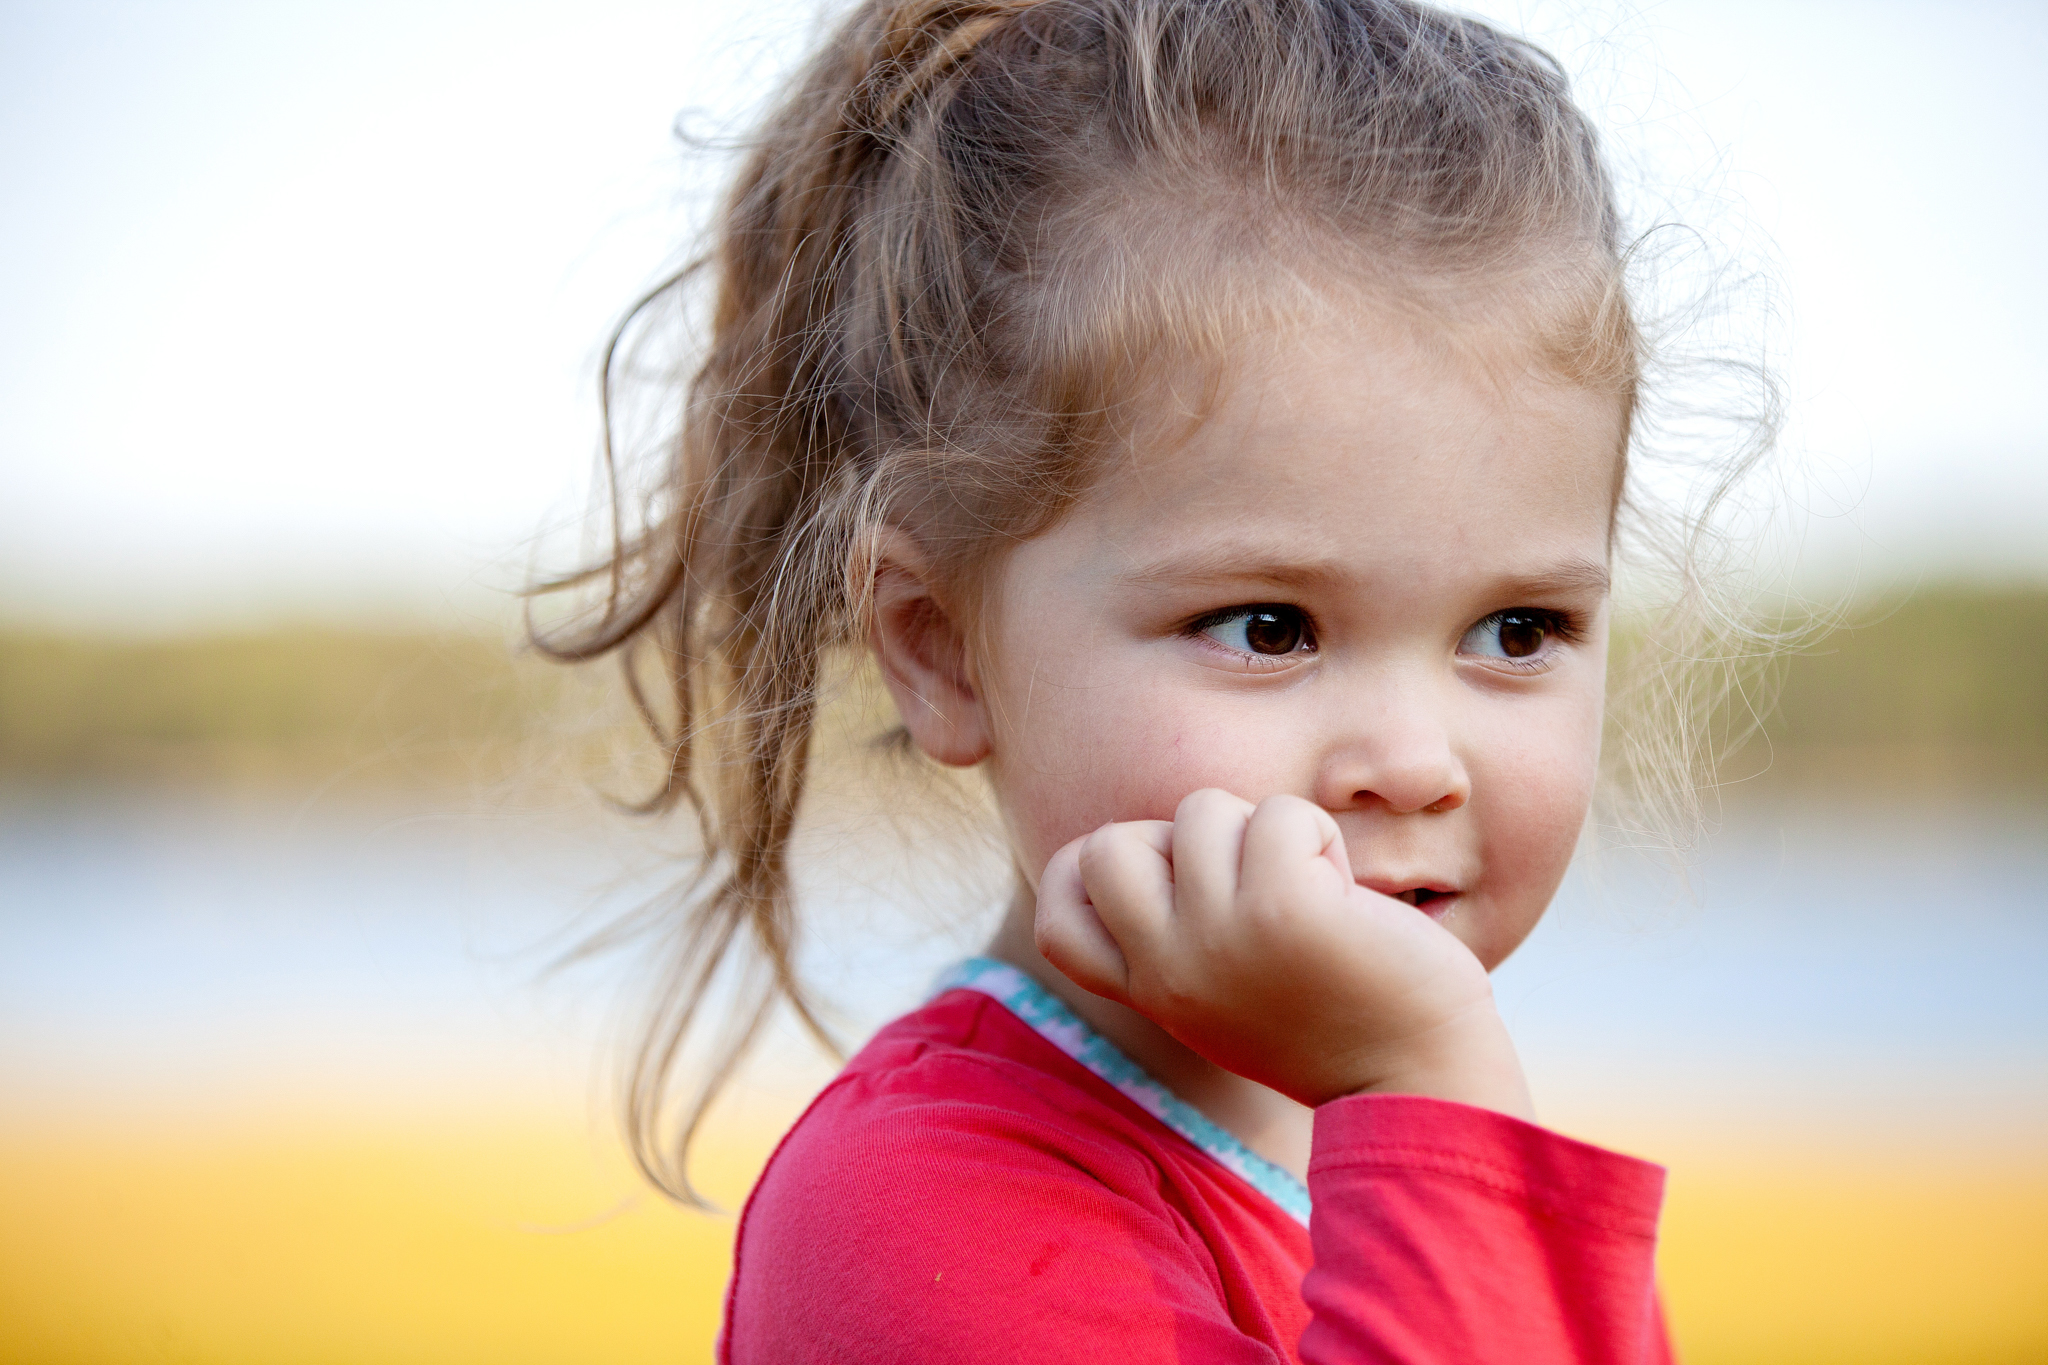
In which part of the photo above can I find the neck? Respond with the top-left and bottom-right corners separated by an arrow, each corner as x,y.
985,883 -> 1314,1181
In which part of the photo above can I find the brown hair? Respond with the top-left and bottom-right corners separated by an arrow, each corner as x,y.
537,0 -> 1655,1203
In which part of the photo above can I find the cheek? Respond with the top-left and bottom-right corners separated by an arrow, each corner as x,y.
987,667 -> 1290,885
992,686 -> 1215,881
1464,694 -> 1603,958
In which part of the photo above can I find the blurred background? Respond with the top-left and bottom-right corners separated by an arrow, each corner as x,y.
2,2 -> 2043,1362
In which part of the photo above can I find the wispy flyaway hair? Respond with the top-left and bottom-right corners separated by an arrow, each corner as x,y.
534,0 -> 1698,1204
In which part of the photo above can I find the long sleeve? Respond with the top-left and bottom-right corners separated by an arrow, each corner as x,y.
1301,1094 -> 1672,1365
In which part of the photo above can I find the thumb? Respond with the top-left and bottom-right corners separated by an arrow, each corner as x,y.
1034,833 -> 1132,1004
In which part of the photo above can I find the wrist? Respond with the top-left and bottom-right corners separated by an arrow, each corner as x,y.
1336,1002 -> 1534,1121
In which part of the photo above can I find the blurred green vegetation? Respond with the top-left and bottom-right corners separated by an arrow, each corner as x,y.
0,627 -> 563,786
0,583 -> 2043,791
1725,583 -> 2048,792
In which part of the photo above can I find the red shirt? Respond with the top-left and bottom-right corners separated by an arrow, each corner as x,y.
721,958 -> 1673,1363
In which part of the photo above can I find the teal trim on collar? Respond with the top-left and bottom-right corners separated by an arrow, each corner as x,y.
931,956 -> 1312,1228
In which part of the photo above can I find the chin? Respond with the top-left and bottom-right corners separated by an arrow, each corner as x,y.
1445,900 -> 1542,973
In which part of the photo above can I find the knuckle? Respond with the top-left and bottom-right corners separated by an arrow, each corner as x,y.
1255,792 -> 1313,825
1077,826 -> 1131,879
1075,827 -> 1110,871
1179,787 -> 1252,822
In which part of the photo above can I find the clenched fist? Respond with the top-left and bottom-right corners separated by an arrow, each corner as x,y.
1035,789 -> 1534,1117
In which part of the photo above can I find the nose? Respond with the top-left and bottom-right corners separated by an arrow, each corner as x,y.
1311,673 -> 1471,816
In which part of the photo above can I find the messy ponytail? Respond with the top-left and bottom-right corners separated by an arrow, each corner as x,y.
536,0 -> 1660,1203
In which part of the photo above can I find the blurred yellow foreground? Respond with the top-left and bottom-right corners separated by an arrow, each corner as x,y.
4,1107 -> 2044,1365
0,1107 -> 767,1365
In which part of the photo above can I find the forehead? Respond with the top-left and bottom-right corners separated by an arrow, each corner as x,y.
1056,310 -> 1627,596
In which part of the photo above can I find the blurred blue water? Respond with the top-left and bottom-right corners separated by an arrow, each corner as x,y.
0,789 -> 639,1108
1496,801 -> 2048,1139
2,787 -> 2043,1136
1510,803 -> 2048,1046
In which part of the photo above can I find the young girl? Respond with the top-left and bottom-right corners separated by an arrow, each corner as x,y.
545,0 -> 1729,1357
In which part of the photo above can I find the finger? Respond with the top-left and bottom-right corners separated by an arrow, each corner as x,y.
1077,820 -> 1175,955
1125,818 -> 1176,859
1169,788 -> 1256,916
1319,819 -> 1354,887
1034,832 -> 1132,1004
1238,794 -> 1345,907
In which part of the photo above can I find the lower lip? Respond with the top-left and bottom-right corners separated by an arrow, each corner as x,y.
1413,894 -> 1458,921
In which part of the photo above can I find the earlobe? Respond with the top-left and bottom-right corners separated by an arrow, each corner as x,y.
868,529 -> 992,768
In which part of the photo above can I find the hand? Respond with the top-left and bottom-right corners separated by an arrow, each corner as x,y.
1035,789 -> 1533,1117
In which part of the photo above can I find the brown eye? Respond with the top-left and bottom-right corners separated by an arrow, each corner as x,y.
1459,610 -> 1565,663
1243,609 -> 1303,655
1497,613 -> 1547,658
1200,605 -> 1313,656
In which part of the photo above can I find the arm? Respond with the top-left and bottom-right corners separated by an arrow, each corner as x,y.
1302,1094 -> 1672,1365
1037,790 -> 1675,1364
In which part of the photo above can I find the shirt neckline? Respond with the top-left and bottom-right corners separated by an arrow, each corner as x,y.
930,955 -> 1312,1227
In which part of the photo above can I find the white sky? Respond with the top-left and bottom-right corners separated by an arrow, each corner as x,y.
2,0 -> 2044,628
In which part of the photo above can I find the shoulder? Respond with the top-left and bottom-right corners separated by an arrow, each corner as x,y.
720,991 -> 1228,1363
742,989 -> 1186,1235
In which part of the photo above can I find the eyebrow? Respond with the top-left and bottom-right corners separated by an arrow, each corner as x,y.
1116,548 -> 1612,600
1116,550 -> 1345,592
1485,558 -> 1613,600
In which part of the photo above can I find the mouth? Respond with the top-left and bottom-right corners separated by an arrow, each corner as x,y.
1390,887 -> 1457,917
1357,874 -> 1461,918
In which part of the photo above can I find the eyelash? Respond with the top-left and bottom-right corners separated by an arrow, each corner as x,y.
1182,603 -> 1318,669
1459,608 -> 1586,673
1179,604 -> 1588,671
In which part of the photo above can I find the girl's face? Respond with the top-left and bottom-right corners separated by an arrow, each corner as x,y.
977,308 -> 1625,971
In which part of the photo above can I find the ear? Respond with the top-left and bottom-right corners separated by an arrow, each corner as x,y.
868,528 -> 992,767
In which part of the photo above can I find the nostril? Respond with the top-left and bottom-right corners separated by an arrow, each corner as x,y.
1424,793 -> 1466,814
